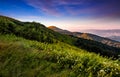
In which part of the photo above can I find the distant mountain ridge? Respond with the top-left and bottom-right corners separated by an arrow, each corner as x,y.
108,36 -> 120,42
48,26 -> 73,35
48,26 -> 120,48
82,29 -> 120,42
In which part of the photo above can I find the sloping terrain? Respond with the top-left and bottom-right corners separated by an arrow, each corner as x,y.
73,32 -> 120,48
0,15 -> 75,45
0,34 -> 120,77
48,26 -> 73,35
0,15 -> 120,58
108,36 -> 120,42
48,26 -> 120,48
0,15 -> 120,77
82,29 -> 120,42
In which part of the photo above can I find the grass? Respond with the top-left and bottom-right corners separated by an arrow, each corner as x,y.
1,15 -> 120,59
0,34 -> 120,77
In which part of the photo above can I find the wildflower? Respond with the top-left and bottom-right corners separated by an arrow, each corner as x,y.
99,69 -> 105,74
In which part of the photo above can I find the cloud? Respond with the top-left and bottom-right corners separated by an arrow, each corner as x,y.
24,0 -> 120,19
24,0 -> 88,16
25,0 -> 62,16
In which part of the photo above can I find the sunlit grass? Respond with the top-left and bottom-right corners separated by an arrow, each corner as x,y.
0,34 -> 120,77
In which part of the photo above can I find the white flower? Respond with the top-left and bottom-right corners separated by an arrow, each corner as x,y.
100,69 -> 105,73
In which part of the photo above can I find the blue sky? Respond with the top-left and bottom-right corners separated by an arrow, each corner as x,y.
0,0 -> 120,31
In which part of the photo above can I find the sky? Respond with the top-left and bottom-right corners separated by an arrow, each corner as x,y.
0,0 -> 120,31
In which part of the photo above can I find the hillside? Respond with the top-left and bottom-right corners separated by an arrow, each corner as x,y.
73,32 -> 120,48
48,26 -> 73,35
48,26 -> 120,48
0,15 -> 120,77
0,15 -> 120,59
108,36 -> 120,42
0,15 -> 75,45
83,29 -> 120,42
0,34 -> 120,77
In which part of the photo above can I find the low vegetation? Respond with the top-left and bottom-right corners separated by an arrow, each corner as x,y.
0,15 -> 120,58
0,15 -> 120,77
0,34 -> 120,77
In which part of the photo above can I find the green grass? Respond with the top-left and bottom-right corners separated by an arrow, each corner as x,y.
0,34 -> 120,77
1,15 -> 120,59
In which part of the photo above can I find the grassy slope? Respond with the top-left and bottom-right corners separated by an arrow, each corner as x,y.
0,34 -> 120,77
0,15 -> 120,58
0,15 -> 75,45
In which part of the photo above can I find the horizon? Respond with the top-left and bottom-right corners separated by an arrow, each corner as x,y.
0,0 -> 120,31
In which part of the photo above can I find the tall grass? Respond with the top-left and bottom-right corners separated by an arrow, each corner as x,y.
0,34 -> 120,77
